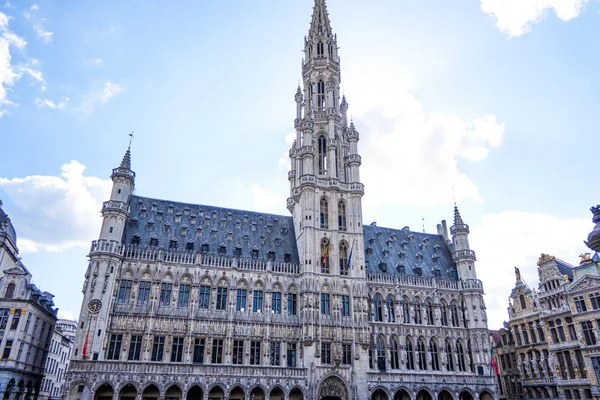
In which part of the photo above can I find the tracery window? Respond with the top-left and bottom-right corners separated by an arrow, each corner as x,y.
338,200 -> 347,231
317,41 -> 324,56
287,292 -> 298,315
376,336 -> 386,371
406,337 -> 415,370
339,241 -> 349,275
321,238 -> 330,273
178,284 -> 190,308
425,298 -> 434,325
321,293 -> 331,315
117,280 -> 132,304
457,341 -> 466,372
198,285 -> 210,309
450,300 -> 459,327
271,291 -> 282,314
401,297 -> 410,323
236,289 -> 247,312
318,137 -> 328,175
441,300 -> 449,326
317,80 -> 325,110
341,295 -> 350,317
137,281 -> 151,306
232,340 -> 244,365
413,299 -> 422,324
373,294 -> 383,322
386,295 -> 395,323
445,339 -> 454,371
430,339 -> 440,371
319,197 -> 329,228
252,290 -> 263,313
390,337 -> 400,370
417,338 -> 427,370
216,287 -> 228,311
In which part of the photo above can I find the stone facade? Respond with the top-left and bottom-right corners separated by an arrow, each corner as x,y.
64,1 -> 497,400
39,319 -> 77,400
493,205 -> 600,400
0,202 -> 59,400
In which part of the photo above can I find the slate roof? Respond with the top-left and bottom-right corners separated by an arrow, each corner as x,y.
363,224 -> 457,279
124,195 -> 458,279
555,258 -> 574,281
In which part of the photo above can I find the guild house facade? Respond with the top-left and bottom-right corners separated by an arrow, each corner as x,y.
65,1 -> 496,400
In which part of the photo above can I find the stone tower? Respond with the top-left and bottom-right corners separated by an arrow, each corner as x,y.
287,0 -> 370,396
72,147 -> 135,362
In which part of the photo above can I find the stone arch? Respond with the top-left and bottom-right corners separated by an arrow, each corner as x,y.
164,384 -> 182,400
229,385 -> 245,400
269,386 -> 285,400
249,385 -> 266,399
289,386 -> 304,400
118,383 -> 137,400
187,385 -> 204,400
217,277 -> 229,286
180,273 -> 193,284
69,381 -> 91,400
371,387 -> 390,400
478,391 -> 493,400
207,384 -> 226,400
253,280 -> 265,290
94,382 -> 114,400
236,278 -> 249,288
199,275 -> 212,286
318,374 -> 349,400
121,268 -> 134,279
287,284 -> 298,293
394,388 -> 411,400
438,389 -> 454,400
116,382 -> 139,393
161,271 -> 173,281
459,390 -> 474,400
416,388 -> 433,400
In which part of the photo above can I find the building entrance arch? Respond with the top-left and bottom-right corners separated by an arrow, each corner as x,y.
319,376 -> 348,400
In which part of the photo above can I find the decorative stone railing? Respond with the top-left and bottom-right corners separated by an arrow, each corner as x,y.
452,249 -> 476,261
366,370 -> 495,386
90,240 -> 123,256
367,273 -> 459,290
102,200 -> 130,214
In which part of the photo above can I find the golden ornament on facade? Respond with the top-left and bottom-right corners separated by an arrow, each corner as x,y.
579,252 -> 592,265
537,253 -> 555,265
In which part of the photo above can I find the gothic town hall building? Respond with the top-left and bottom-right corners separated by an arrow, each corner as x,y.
65,1 -> 496,400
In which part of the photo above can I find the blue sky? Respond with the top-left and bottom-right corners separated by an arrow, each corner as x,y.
0,0 -> 598,329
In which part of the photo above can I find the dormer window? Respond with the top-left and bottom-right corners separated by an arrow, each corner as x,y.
281,227 -> 288,235
220,218 -> 226,228
260,236 -> 266,245
180,227 -> 188,236
397,264 -> 405,274
433,269 -> 441,278
383,250 -> 389,257
267,251 -> 275,261
414,266 -> 422,276
186,242 -> 194,251
284,253 -> 291,263
399,251 -> 406,260
131,235 -> 141,245
219,246 -> 227,256
169,239 -> 178,250
251,249 -> 259,259
266,224 -> 272,233
140,208 -> 147,218
366,247 -> 373,256
378,262 -> 387,273
251,222 -> 257,232
401,240 -> 408,249
164,223 -> 170,232
146,221 -> 154,231
369,238 -> 375,245
150,237 -> 158,247
5,283 -> 15,299
167,205 -> 174,213
227,212 -> 232,220
199,209 -> 204,217
190,216 -> 196,224
226,232 -> 233,241
235,220 -> 241,229
156,212 -> 163,221
195,228 -> 203,237
274,238 -> 281,246
210,229 -> 217,239
432,254 -> 440,263
317,41 -> 324,56
175,214 -> 182,223
234,247 -> 242,257
184,208 -> 190,216
243,234 -> 250,243
416,253 -> 423,261
151,204 -> 157,212
201,243 -> 209,254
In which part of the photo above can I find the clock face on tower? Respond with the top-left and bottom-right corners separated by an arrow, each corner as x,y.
88,299 -> 102,313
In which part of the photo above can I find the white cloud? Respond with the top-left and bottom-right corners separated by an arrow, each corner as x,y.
99,81 -> 120,102
0,10 -> 23,116
17,64 -> 43,83
470,210 -> 590,329
57,309 -> 75,321
480,0 -> 590,37
277,131 -> 296,169
30,4 -> 38,10
0,161 -> 112,252
78,81 -> 122,114
83,57 -> 103,66
33,24 -> 52,43
352,91 -> 504,208
250,183 -> 287,214
35,96 -> 68,110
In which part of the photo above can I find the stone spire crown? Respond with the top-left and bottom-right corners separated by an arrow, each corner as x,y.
120,147 -> 131,170
308,0 -> 333,39
451,205 -> 469,235
111,145 -> 136,181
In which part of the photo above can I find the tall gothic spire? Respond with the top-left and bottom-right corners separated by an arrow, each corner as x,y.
308,0 -> 333,39
120,147 -> 131,170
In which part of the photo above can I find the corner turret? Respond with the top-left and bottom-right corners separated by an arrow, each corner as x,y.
450,205 -> 477,280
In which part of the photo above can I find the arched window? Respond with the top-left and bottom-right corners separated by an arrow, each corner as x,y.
308,45 -> 312,60
339,241 -> 349,276
457,341 -> 466,372
376,336 -> 386,371
317,41 -> 324,56
520,294 -> 526,310
317,80 -> 325,110
401,298 -> 410,323
467,339 -> 475,372
5,283 -> 15,299
390,337 -> 399,369
413,299 -> 422,324
441,300 -> 449,326
337,200 -> 347,231
317,136 -> 327,175
425,299 -> 434,325
406,337 -> 415,370
319,197 -> 328,228
328,43 -> 333,58
417,338 -> 427,370
445,339 -> 454,371
373,295 -> 383,322
430,339 -> 439,371
451,300 -> 459,327
386,295 -> 395,323
320,238 -> 330,274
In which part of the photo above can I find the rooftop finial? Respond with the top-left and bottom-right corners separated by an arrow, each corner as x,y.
119,132 -> 133,170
